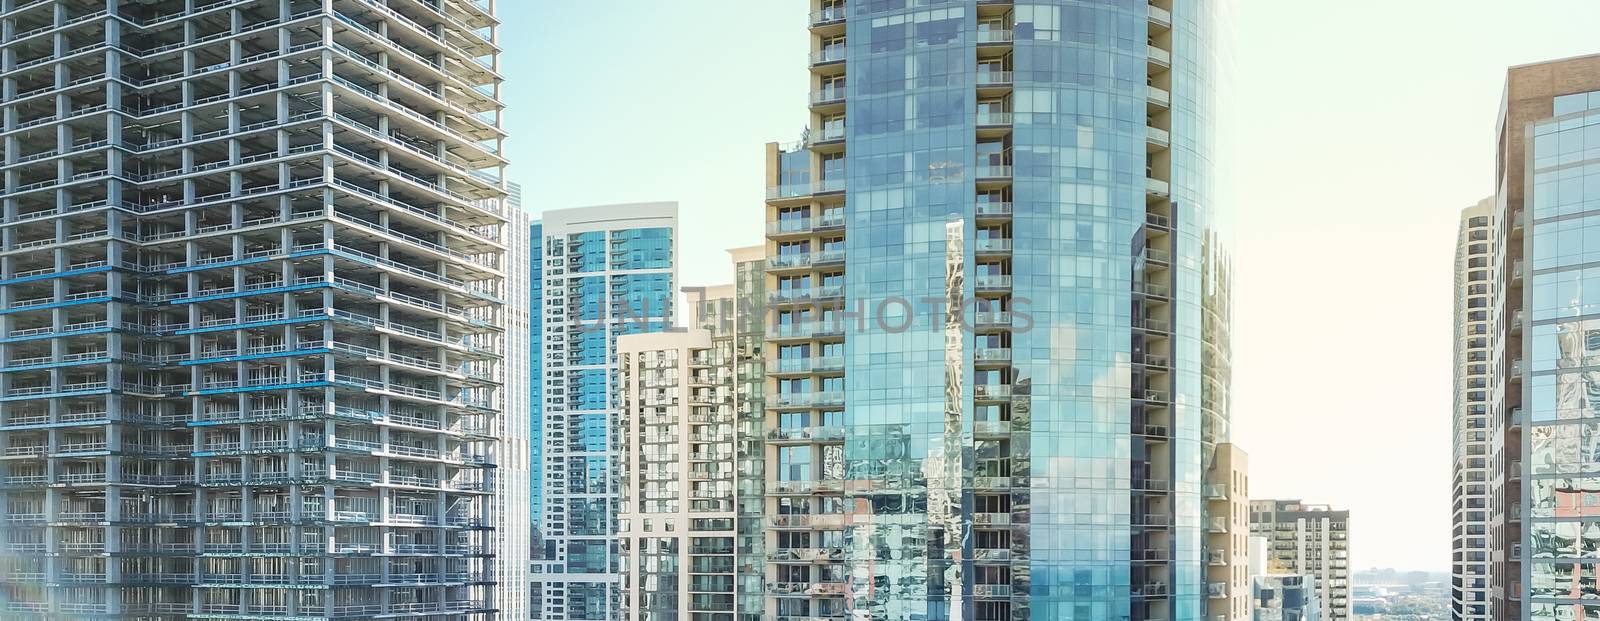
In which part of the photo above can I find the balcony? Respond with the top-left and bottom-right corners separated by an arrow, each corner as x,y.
806,124 -> 847,147
1133,353 -> 1169,369
768,249 -> 847,272
810,46 -> 846,67
769,356 -> 846,375
1135,282 -> 1170,301
1148,45 -> 1171,68
977,70 -> 1013,87
810,6 -> 846,27
975,202 -> 1013,218
975,347 -> 1012,364
976,29 -> 1014,44
973,512 -> 1011,525
1138,423 -> 1170,440
1204,483 -> 1228,500
973,311 -> 1011,328
977,111 -> 1014,127
1149,4 -> 1172,29
1146,177 -> 1170,197
974,420 -> 1011,436
1207,581 -> 1228,599
975,274 -> 1012,292
975,238 -> 1012,255
1147,85 -> 1171,109
766,321 -> 847,342
767,391 -> 845,409
767,178 -> 845,201
810,87 -> 847,106
767,426 -> 846,443
769,285 -> 844,305
1147,126 -> 1170,149
1135,479 -> 1170,492
975,163 -> 1013,180
974,383 -> 1012,400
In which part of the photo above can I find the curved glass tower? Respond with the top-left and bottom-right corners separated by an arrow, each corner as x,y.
760,2 -> 1236,621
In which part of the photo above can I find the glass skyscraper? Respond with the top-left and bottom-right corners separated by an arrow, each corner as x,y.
1514,61 -> 1600,621
534,203 -> 677,621
761,2 -> 1238,621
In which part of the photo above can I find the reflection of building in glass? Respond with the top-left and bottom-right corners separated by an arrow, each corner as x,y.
1249,500 -> 1351,621
533,203 -> 677,621
1253,573 -> 1321,621
759,2 -> 1241,620
1453,198 -> 1494,621
1497,54 -> 1600,621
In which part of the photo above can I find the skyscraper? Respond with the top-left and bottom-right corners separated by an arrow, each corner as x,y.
1452,198 -> 1494,621
613,247 -> 765,621
0,0 -> 508,618
1494,53 -> 1600,621
534,203 -> 677,621
501,202 -> 535,621
1248,500 -> 1350,621
760,2 -> 1238,620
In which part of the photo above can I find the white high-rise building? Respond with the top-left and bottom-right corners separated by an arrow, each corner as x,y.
534,203 -> 677,621
0,1 -> 510,618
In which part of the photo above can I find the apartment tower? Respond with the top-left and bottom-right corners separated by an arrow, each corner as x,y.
761,1 -> 1237,620
1452,198 -> 1494,621
0,0 -> 510,619
1249,500 -> 1350,621
534,203 -> 677,621
1494,54 -> 1600,621
615,249 -> 766,621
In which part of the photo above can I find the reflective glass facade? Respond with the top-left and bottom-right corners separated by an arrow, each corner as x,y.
762,2 -> 1231,620
535,204 -> 677,621
1491,57 -> 1600,621
1525,95 -> 1600,620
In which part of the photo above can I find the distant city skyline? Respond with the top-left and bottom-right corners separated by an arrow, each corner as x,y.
504,0 -> 1600,572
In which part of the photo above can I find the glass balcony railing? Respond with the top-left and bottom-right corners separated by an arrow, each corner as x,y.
810,47 -> 846,65
975,201 -> 1013,216
977,111 -> 1014,126
976,29 -> 1014,44
810,6 -> 846,26
975,238 -> 1013,253
1148,45 -> 1171,66
977,70 -> 1013,86
1148,85 -> 1171,108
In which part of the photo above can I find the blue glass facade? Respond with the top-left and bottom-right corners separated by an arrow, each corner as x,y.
765,2 -> 1226,620
533,205 -> 676,621
531,221 -> 545,552
1525,92 -> 1600,621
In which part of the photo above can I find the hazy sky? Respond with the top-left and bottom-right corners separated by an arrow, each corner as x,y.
503,1 -> 1600,571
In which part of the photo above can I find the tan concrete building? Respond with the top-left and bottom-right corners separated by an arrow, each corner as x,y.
616,329 -> 737,621
615,248 -> 765,621
1453,198 -> 1495,621
1250,500 -> 1351,621
1208,444 -> 1251,621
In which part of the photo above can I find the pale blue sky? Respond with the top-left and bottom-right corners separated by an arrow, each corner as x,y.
501,0 -> 1600,571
